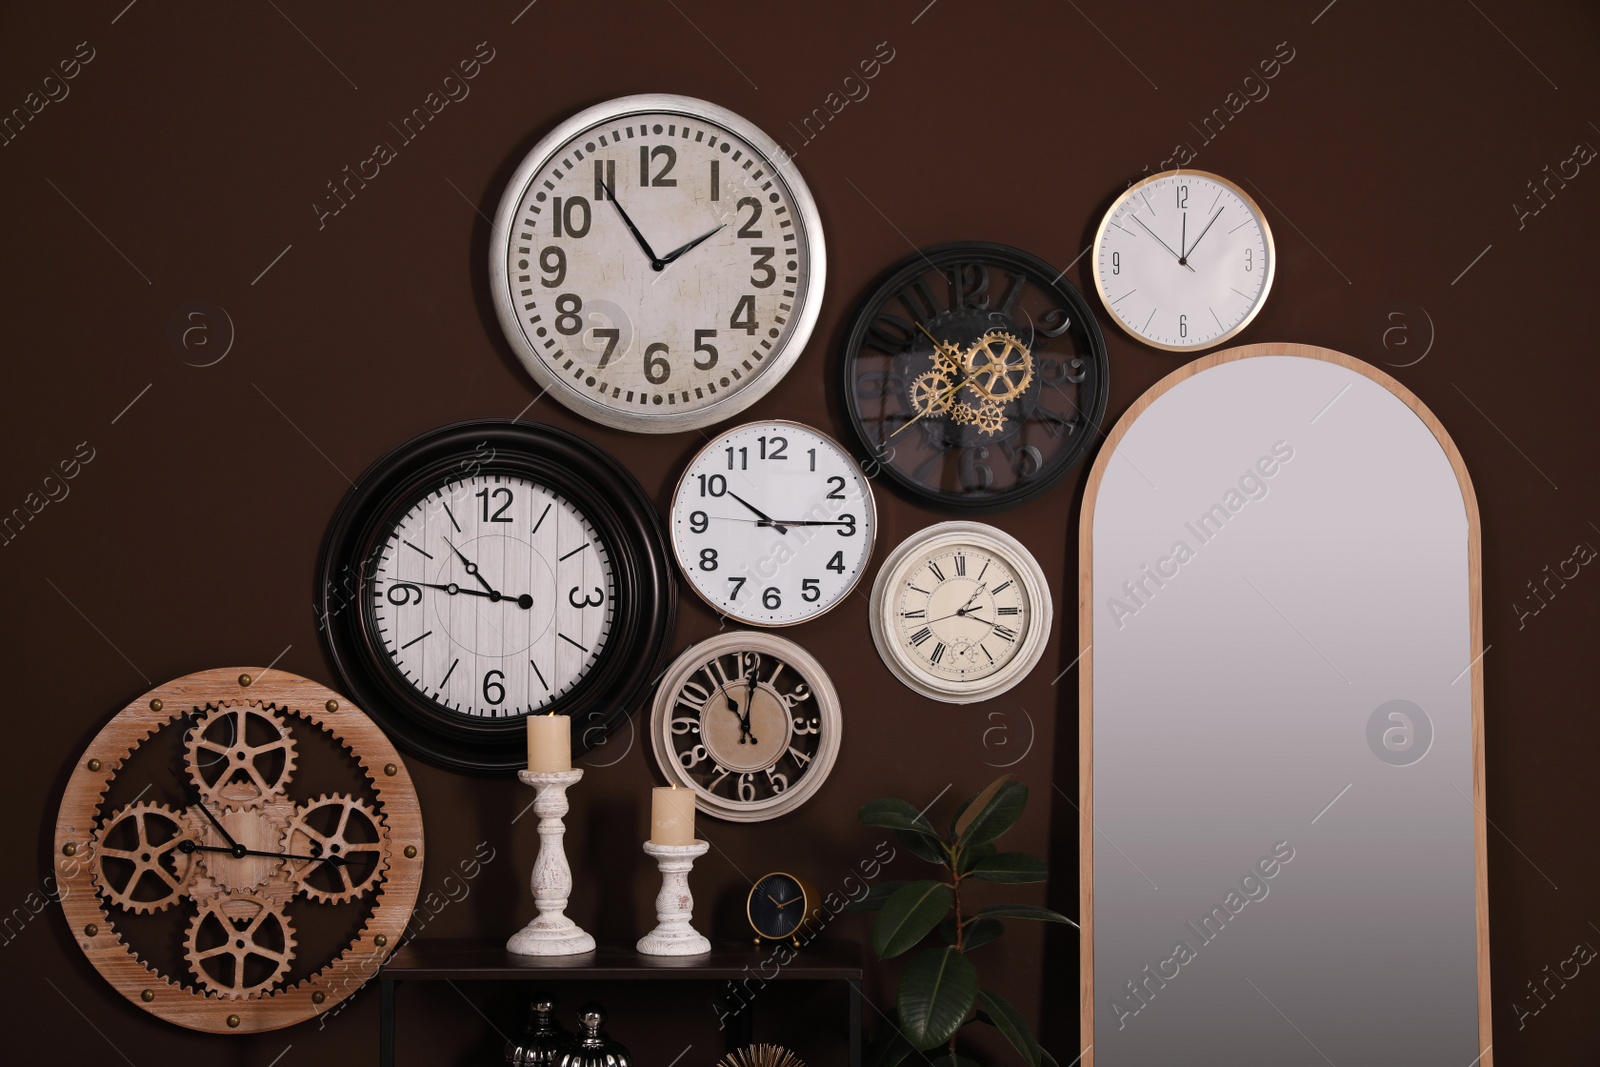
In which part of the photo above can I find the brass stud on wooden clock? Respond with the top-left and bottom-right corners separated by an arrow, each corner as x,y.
61,842 -> 76,856
383,764 -> 397,777
83,923 -> 98,937
86,758 -> 101,771
403,845 -> 417,859
325,699 -> 339,712
311,991 -> 326,1005
226,1015 -> 240,1029
373,934 -> 388,948
149,698 -> 163,712
237,673 -> 252,687
141,990 -> 154,1003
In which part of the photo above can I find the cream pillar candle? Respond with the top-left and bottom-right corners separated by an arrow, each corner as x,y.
650,786 -> 696,846
526,712 -> 571,772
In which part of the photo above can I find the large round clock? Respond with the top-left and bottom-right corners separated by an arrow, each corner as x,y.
650,632 -> 840,822
669,420 -> 877,626
316,420 -> 675,773
869,522 -> 1053,704
489,94 -> 826,433
841,243 -> 1108,512
53,668 -> 421,1033
1092,170 -> 1275,351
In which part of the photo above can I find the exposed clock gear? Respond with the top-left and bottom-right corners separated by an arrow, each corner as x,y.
910,370 -> 956,416
964,330 -> 1034,402
90,802 -> 200,914
184,700 -> 299,809
281,793 -> 389,904
185,892 -> 296,998
972,401 -> 1006,437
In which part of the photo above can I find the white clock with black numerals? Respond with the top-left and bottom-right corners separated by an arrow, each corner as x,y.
671,420 -> 877,626
317,421 -> 675,773
870,521 -> 1053,704
489,95 -> 826,433
1092,170 -> 1275,352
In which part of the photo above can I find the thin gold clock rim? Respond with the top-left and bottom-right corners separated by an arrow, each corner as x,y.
1090,168 -> 1278,353
744,870 -> 819,940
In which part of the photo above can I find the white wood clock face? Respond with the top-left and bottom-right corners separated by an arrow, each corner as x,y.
490,94 -> 826,433
370,475 -> 616,716
1093,170 -> 1274,351
870,521 -> 1053,704
670,420 -> 876,626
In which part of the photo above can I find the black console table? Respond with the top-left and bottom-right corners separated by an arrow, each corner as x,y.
377,938 -> 864,1066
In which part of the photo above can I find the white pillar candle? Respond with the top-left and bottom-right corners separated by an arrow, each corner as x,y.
526,712 -> 571,773
651,786 -> 696,846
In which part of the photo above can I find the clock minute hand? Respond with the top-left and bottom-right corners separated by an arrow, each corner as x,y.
1181,206 -> 1226,263
178,841 -> 348,867
1130,215 -> 1196,273
599,178 -> 663,268
656,223 -> 724,267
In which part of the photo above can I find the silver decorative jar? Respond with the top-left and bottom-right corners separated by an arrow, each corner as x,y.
505,990 -> 572,1066
557,1003 -> 632,1067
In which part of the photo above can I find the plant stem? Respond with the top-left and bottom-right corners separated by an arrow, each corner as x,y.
950,863 -> 964,1057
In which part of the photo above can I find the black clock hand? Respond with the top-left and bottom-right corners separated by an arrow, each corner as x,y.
177,840 -> 347,867
924,583 -> 988,625
1130,215 -> 1196,273
599,178 -> 663,268
1182,206 -> 1225,263
171,767 -> 242,851
405,580 -> 534,609
1179,212 -> 1187,265
742,655 -> 760,746
656,223 -> 724,267
443,538 -> 502,597
725,491 -> 788,535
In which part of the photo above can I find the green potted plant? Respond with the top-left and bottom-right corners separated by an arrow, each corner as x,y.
850,775 -> 1076,1067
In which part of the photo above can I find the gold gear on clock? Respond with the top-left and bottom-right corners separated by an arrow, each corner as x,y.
910,370 -> 956,416
58,668 -> 423,1034
963,330 -> 1034,402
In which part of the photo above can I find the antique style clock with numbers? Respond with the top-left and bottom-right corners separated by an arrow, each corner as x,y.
316,420 -> 674,773
841,243 -> 1108,512
1092,170 -> 1275,351
650,633 -> 841,822
870,522 -> 1053,704
489,94 -> 826,433
669,420 -> 877,626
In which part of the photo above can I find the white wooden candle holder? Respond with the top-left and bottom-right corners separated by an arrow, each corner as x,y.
636,839 -> 711,956
507,769 -> 595,957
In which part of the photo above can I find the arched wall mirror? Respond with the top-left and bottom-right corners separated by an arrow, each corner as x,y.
1078,343 -> 1489,1065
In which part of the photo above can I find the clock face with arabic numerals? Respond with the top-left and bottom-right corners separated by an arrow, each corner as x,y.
650,632 -> 841,822
841,243 -> 1108,512
317,420 -> 675,773
489,94 -> 826,433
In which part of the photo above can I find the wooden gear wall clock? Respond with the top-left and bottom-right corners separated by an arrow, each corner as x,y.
53,668 -> 423,1034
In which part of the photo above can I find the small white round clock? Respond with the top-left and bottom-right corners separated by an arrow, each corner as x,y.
670,420 -> 877,626
870,521 -> 1052,704
489,94 -> 826,433
1092,170 -> 1275,351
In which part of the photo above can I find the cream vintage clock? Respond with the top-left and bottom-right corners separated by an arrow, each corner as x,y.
870,522 -> 1052,703
669,420 -> 876,626
650,632 -> 840,821
489,94 -> 826,433
1092,170 -> 1274,351
53,668 -> 421,1033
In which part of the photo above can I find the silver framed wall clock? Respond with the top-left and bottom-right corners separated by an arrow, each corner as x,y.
668,419 -> 877,626
489,94 -> 827,433
869,521 -> 1052,704
1092,170 -> 1274,352
649,632 -> 841,822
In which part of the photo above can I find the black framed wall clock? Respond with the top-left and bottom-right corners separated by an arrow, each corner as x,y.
489,94 -> 826,434
316,420 -> 675,773
841,242 -> 1108,512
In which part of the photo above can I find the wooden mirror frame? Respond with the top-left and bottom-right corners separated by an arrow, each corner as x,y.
1077,342 -> 1490,1064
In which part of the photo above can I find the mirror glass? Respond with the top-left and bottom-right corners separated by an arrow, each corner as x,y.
1081,346 -> 1488,1065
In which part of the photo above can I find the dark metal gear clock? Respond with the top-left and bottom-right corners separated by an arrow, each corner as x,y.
316,419 -> 675,773
841,243 -> 1109,512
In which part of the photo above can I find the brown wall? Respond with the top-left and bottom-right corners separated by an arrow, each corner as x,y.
2,1 -> 1597,1063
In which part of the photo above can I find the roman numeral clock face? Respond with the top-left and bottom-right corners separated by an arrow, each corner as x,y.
490,94 -> 826,433
870,522 -> 1054,704
317,421 -> 675,773
1093,170 -> 1275,351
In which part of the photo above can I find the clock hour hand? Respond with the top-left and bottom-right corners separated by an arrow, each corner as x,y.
742,653 -> 760,746
656,223 -> 724,267
1181,206 -> 1225,264
443,538 -> 503,597
599,178 -> 663,269
172,767 -> 242,852
725,490 -> 788,535
1130,215 -> 1196,273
